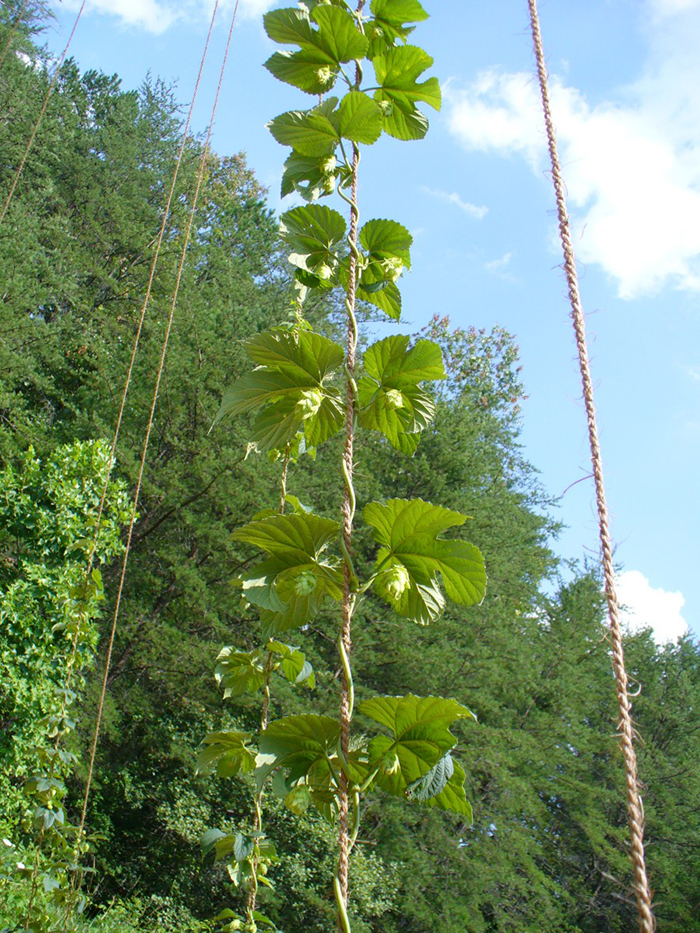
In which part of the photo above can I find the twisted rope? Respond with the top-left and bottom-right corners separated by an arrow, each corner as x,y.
527,3 -> 655,931
0,0 -> 87,226
335,6 -> 365,923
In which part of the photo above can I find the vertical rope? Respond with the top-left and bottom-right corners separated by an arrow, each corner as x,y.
0,0 -> 87,225
526,3 -> 655,931
336,5 -> 365,926
75,0 -> 240,859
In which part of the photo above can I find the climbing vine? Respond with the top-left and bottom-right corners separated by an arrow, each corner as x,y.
202,2 -> 486,931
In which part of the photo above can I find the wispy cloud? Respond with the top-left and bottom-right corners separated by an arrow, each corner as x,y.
446,2 -> 700,299
485,252 -> 512,272
617,570 -> 688,644
422,186 -> 488,220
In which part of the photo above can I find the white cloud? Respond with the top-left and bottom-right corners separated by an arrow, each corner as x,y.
422,186 -> 488,219
446,5 -> 700,299
485,251 -> 512,272
616,570 -> 688,644
64,0 -> 274,33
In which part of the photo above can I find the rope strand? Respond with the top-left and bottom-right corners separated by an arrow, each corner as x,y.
526,3 -> 655,931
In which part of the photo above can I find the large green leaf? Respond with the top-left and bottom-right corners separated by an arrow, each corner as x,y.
213,329 -> 345,452
268,99 -> 340,156
364,498 -> 486,623
264,8 -> 317,46
259,714 -> 340,788
337,92 -> 384,144
367,0 -> 428,56
234,511 -> 339,559
197,731 -> 257,778
363,334 -> 444,383
373,45 -> 441,140
360,218 -> 413,268
358,273 -> 402,319
358,336 -> 444,451
359,695 -> 473,815
265,49 -> 340,96
311,5 -> 369,62
265,5 -> 367,65
280,204 -> 347,276
234,513 -> 342,632
371,0 -> 429,25
246,328 -> 344,382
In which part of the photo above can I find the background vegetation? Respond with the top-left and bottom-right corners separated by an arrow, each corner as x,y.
0,7 -> 698,932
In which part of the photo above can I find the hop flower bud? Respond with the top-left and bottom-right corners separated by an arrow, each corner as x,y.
320,155 -> 336,175
380,256 -> 404,283
382,563 -> 411,601
385,389 -> 405,410
296,388 -> 323,420
294,570 -> 317,596
315,65 -> 335,86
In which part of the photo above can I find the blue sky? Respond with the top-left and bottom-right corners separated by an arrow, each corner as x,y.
46,0 -> 700,641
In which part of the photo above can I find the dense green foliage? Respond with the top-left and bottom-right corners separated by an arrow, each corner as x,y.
0,4 -> 698,932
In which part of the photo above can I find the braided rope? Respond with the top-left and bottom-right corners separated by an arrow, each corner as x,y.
0,0 -> 87,226
527,3 -> 655,930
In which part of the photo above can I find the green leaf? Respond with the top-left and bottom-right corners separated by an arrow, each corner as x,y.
311,5 -> 369,62
280,204 -> 347,276
265,5 -> 367,66
197,732 -> 257,778
234,513 -> 342,633
267,640 -> 316,688
264,7 -> 317,46
364,498 -> 486,623
358,275 -> 402,319
281,152 -> 338,201
234,512 -> 339,559
360,218 -> 413,268
259,714 -> 340,786
358,336 -> 445,451
363,334 -> 445,383
405,750 -> 453,800
234,832 -> 255,863
268,99 -> 340,156
213,329 -> 345,452
215,647 -> 267,698
337,92 -> 384,144
360,695 -> 473,815
373,45 -> 441,140
371,0 -> 429,25
245,328 -> 344,383
265,50 -> 340,95
374,45 -> 441,110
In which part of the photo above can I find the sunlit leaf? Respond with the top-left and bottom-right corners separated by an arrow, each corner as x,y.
364,498 -> 486,623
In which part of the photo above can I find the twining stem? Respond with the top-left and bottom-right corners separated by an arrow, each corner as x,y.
246,447 -> 289,924
337,32 -> 363,927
